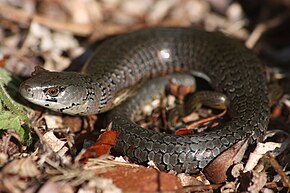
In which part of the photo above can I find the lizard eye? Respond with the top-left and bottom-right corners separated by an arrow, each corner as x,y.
45,86 -> 60,97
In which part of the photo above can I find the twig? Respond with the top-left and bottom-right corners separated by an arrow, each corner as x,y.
185,109 -> 227,131
268,152 -> 290,188
0,2 -> 93,36
246,13 -> 289,49
32,15 -> 93,36
176,184 -> 222,192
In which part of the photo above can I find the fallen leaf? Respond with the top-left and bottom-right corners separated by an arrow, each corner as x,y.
244,142 -> 281,172
204,138 -> 249,183
43,130 -> 67,153
2,157 -> 40,177
100,165 -> 182,193
80,130 -> 118,163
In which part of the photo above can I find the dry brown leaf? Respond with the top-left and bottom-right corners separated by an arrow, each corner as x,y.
204,139 -> 249,183
38,181 -> 74,193
2,157 -> 40,177
244,142 -> 281,172
43,131 -> 67,153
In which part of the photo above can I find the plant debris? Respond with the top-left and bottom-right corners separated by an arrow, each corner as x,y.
0,0 -> 290,192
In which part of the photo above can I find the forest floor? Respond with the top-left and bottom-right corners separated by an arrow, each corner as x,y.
0,0 -> 290,192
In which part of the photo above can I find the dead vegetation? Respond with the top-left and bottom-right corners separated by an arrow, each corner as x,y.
0,0 -> 290,192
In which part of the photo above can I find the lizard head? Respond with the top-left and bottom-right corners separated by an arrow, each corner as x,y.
19,66 -> 100,115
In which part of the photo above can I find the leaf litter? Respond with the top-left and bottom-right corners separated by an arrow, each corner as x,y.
0,0 -> 290,192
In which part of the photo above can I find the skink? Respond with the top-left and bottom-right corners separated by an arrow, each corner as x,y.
19,27 -> 269,173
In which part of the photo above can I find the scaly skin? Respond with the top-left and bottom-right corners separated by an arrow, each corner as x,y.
20,27 -> 269,173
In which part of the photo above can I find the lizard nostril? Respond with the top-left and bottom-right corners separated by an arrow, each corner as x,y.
20,83 -> 33,97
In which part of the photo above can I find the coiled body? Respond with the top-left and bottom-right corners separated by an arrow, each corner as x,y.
20,27 -> 269,172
